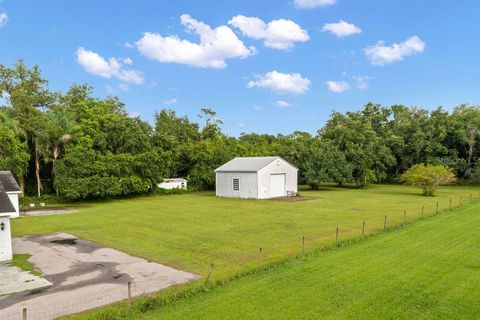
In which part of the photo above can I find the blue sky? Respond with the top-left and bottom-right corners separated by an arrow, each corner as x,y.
1,0 -> 480,136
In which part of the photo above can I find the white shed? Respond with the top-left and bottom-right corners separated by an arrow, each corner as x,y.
0,181 -> 15,261
215,156 -> 298,199
0,171 -> 21,218
158,178 -> 188,190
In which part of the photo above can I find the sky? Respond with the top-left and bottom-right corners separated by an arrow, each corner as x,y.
1,0 -> 480,136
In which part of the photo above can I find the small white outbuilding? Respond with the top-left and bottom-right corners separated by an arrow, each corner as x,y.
158,178 -> 188,190
0,180 -> 16,262
215,156 -> 298,199
0,171 -> 22,218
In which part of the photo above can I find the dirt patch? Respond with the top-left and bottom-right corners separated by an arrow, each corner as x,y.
22,208 -> 81,217
269,196 -> 322,202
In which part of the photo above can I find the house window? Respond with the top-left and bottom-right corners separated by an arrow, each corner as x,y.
233,178 -> 240,191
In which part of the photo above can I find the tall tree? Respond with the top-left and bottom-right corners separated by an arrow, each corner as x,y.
0,60 -> 54,196
449,104 -> 480,178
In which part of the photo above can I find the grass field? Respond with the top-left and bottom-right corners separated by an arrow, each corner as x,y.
126,200 -> 480,320
12,184 -> 479,283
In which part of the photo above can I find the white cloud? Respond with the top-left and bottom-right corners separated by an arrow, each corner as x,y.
76,47 -> 144,84
253,105 -> 263,111
275,100 -> 292,108
229,15 -> 309,50
294,0 -> 336,9
120,57 -> 133,65
325,80 -> 350,93
164,98 -> 177,105
352,76 -> 371,90
322,20 -> 361,37
247,71 -> 311,95
135,14 -> 255,69
364,36 -> 426,65
237,122 -> 245,127
0,12 -> 7,27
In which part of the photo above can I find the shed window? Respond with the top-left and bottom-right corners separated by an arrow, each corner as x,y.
233,178 -> 240,191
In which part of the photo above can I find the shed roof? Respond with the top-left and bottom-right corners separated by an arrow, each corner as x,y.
163,178 -> 187,183
215,156 -> 297,173
0,171 -> 21,193
0,181 -> 16,216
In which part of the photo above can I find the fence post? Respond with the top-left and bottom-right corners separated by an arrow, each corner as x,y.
403,210 -> 407,225
470,194 -> 473,203
384,215 -> 388,232
336,227 -> 339,247
421,206 -> 424,219
460,196 -> 463,206
301,236 -> 305,257
362,221 -> 366,240
436,202 -> 439,215
258,248 -> 263,270
22,308 -> 27,320
205,263 -> 215,284
449,199 -> 452,210
127,282 -> 132,309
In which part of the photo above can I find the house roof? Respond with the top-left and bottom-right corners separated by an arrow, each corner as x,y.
0,181 -> 16,216
215,156 -> 297,173
0,171 -> 21,193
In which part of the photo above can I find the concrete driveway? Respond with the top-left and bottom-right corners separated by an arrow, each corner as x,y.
0,233 -> 198,320
0,264 -> 51,296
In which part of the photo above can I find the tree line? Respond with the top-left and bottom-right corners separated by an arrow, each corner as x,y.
1,60 -> 479,200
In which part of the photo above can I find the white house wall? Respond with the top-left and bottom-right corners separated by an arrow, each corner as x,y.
215,172 -> 258,199
7,192 -> 20,218
0,216 -> 12,261
257,159 -> 298,199
158,182 -> 187,190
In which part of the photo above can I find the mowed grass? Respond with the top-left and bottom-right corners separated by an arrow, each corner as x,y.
131,201 -> 480,320
12,185 -> 479,281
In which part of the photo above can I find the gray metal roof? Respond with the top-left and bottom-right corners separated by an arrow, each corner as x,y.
163,178 -> 187,183
215,156 -> 297,172
0,171 -> 21,193
0,181 -> 16,216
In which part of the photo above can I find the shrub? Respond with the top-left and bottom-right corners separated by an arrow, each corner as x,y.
400,164 -> 457,196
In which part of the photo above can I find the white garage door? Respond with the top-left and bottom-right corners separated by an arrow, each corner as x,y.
269,174 -> 286,198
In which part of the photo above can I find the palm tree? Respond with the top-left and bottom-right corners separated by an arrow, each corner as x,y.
44,110 -> 77,195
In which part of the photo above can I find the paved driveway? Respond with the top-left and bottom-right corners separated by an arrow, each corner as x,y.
0,233 -> 198,320
0,264 -> 51,296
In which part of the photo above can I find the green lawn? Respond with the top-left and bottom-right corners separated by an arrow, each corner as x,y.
128,200 -> 480,320
10,254 -> 42,276
12,184 -> 479,283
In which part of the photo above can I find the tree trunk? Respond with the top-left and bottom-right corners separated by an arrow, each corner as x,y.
19,175 -> 25,196
465,128 -> 477,179
52,144 -> 59,196
35,142 -> 42,198
468,130 -> 474,165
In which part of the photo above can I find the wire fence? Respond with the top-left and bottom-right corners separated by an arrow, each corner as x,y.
1,192 -> 479,320
0,272 -> 193,320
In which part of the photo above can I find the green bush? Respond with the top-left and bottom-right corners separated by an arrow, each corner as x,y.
400,164 -> 457,196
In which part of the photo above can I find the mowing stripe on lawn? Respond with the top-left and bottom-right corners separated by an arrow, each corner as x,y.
128,203 -> 480,320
